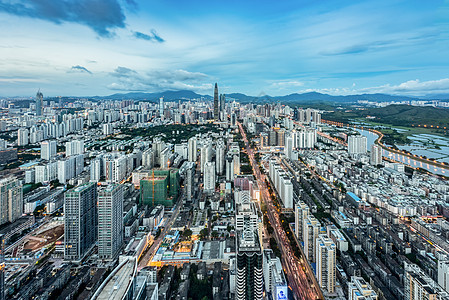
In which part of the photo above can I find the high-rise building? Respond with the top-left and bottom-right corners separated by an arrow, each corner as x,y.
0,177 -> 23,226
316,234 -> 336,294
297,128 -> 317,149
303,215 -> 320,262
439,260 -> 449,293
236,225 -> 263,300
295,201 -> 309,240
184,162 -> 195,202
219,94 -> 226,121
284,136 -> 293,159
370,144 -> 382,166
103,123 -> 113,135
200,143 -> 212,173
404,262 -> 449,300
0,234 -> 4,300
36,89 -> 43,116
98,184 -> 123,260
66,140 -> 84,157
348,135 -> 368,154
90,158 -> 102,182
40,140 -> 57,160
216,139 -> 225,175
17,128 -> 29,146
348,276 -> 378,300
64,183 -> 98,262
203,162 -> 216,193
263,249 -> 288,300
159,97 -> 164,117
188,137 -> 197,162
214,83 -> 219,120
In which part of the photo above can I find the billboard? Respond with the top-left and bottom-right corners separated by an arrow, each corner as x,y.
276,285 -> 288,300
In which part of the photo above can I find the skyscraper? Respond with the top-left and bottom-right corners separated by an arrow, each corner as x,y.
98,184 -> 123,260
66,140 -> 84,157
17,128 -> 29,146
36,89 -> 43,116
213,83 -> 219,120
236,224 -> 263,300
0,177 -> 23,226
219,94 -> 226,121
64,182 -> 98,262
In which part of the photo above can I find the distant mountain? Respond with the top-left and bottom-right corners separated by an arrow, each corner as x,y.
93,90 -> 449,103
95,90 -> 211,101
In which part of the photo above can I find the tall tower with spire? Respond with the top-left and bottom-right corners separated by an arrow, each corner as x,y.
213,83 -> 219,120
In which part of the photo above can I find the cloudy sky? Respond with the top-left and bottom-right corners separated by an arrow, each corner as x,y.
1,0 -> 449,97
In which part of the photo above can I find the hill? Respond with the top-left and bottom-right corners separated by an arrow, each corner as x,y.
323,104 -> 449,128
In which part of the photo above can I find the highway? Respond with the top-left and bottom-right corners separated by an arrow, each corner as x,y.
237,122 -> 323,300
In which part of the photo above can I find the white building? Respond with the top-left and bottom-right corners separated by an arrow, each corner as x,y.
370,144 -> 383,166
438,260 -> 449,293
188,137 -> 197,162
348,276 -> 378,300
41,140 -> 57,160
66,140 -> 84,157
17,128 -> 29,146
295,201 -> 309,240
348,135 -> 367,154
216,139 -> 225,175
316,234 -> 336,294
203,161 -> 216,193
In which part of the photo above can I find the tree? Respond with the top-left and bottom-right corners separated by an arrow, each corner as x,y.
183,229 -> 193,239
199,228 -> 209,240
211,230 -> 219,239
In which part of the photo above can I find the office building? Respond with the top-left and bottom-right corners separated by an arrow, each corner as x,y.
370,144 -> 383,166
316,234 -> 336,294
0,177 -> 23,226
348,135 -> 367,154
98,184 -> 123,260
203,161 -> 216,193
36,89 -> 43,116
214,83 -> 219,120
348,276 -> 378,300
236,224 -> 263,300
41,140 -> 57,160
64,182 -> 98,262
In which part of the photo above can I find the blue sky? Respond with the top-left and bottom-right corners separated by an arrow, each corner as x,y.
1,0 -> 449,97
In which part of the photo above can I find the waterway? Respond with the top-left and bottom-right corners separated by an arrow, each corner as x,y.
355,129 -> 448,176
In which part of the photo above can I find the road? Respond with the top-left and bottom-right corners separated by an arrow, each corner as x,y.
137,193 -> 183,270
237,122 -> 323,300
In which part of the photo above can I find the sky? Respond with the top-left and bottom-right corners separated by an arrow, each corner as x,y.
1,0 -> 449,97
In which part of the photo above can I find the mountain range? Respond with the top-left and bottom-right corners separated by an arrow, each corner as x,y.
93,90 -> 449,103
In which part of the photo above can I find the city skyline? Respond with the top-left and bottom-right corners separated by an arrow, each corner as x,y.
1,1 -> 449,97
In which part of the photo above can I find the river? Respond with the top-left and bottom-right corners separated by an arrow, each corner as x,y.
355,129 -> 448,176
